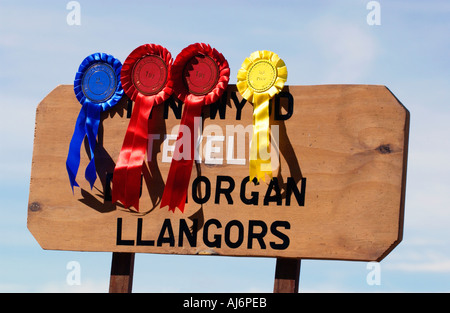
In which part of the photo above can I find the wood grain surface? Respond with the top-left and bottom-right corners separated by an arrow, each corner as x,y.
27,84 -> 409,261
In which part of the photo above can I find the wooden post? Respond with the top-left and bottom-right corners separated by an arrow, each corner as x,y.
109,252 -> 135,293
273,258 -> 301,293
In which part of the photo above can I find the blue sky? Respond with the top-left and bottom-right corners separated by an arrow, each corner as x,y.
0,0 -> 449,292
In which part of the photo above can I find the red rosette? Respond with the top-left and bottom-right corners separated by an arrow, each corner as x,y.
161,43 -> 230,213
171,42 -> 230,107
112,44 -> 173,211
121,44 -> 173,103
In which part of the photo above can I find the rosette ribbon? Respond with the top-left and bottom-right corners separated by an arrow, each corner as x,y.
66,53 -> 123,191
236,50 -> 287,182
112,44 -> 173,211
160,43 -> 230,213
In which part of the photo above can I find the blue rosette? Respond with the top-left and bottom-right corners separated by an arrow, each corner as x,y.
66,53 -> 124,191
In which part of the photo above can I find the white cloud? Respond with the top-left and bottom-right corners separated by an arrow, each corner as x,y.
0,283 -> 28,293
385,249 -> 450,273
387,261 -> 450,273
39,279 -> 109,293
301,284 -> 352,293
0,279 -> 108,293
307,16 -> 378,83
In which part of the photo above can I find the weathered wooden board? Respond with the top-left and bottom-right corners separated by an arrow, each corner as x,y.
27,84 -> 409,261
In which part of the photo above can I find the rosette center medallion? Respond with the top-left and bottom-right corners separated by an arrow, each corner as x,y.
183,54 -> 219,95
82,63 -> 117,103
132,55 -> 168,96
247,60 -> 277,93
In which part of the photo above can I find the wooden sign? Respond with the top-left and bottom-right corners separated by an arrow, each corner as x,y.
27,84 -> 409,261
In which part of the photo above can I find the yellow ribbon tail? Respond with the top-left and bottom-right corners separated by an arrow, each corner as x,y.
250,98 -> 272,182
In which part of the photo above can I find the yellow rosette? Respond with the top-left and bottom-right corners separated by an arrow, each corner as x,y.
236,50 -> 287,182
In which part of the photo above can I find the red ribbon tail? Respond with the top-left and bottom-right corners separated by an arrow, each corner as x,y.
112,97 -> 143,207
160,104 -> 202,213
112,131 -> 138,208
112,96 -> 154,211
161,160 -> 192,213
111,163 -> 127,205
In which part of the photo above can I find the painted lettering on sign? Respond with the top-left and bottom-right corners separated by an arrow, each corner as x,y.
115,176 -> 306,250
135,90 -> 294,121
116,217 -> 291,250
105,176 -> 307,209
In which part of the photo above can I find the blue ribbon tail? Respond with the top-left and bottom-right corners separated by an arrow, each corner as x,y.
84,103 -> 102,189
66,104 -> 88,192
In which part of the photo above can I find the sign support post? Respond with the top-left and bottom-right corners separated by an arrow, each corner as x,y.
273,258 -> 301,293
109,252 -> 135,293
